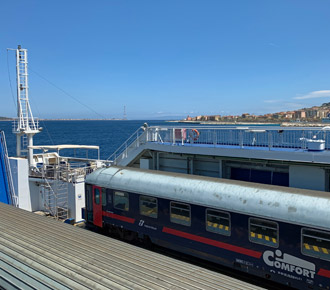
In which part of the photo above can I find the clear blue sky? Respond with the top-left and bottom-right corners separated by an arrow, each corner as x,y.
1,0 -> 330,119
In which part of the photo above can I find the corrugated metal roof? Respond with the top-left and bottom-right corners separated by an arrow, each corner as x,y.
86,166 -> 330,230
0,203 -> 265,290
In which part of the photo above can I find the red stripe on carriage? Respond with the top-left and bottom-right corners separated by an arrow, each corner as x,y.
317,268 -> 330,278
162,227 -> 262,259
103,211 -> 135,224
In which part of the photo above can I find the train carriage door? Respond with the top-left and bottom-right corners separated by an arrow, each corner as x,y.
93,186 -> 103,228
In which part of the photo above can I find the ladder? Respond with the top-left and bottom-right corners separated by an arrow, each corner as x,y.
41,165 -> 69,220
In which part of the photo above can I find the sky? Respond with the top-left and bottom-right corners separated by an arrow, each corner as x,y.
1,0 -> 330,120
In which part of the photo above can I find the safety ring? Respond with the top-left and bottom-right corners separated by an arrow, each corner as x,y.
189,129 -> 200,141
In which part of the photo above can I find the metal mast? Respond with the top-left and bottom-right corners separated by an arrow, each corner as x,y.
10,45 -> 41,166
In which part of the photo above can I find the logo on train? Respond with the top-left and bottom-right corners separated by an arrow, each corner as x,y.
263,250 -> 315,278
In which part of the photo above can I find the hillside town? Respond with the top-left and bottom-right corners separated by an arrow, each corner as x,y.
184,102 -> 330,123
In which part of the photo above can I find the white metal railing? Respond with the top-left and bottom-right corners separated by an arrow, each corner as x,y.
12,118 -> 40,133
145,126 -> 330,150
107,126 -> 147,164
106,125 -> 330,166
30,162 -> 99,182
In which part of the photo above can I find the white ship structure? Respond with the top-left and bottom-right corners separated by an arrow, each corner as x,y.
1,46 -> 106,222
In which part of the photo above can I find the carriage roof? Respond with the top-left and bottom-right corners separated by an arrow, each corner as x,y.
86,166 -> 330,230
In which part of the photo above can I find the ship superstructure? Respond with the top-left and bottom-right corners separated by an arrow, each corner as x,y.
107,124 -> 330,193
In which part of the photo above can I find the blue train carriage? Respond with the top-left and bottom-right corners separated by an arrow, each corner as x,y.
85,166 -> 330,289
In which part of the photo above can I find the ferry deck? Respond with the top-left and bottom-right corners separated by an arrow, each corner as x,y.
109,125 -> 330,193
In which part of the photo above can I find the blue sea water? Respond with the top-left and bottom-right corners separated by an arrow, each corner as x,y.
0,120 -> 168,160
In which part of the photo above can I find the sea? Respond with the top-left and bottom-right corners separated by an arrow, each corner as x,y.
0,120 -> 168,160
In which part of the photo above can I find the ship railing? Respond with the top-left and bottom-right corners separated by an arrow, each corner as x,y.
107,126 -> 147,164
145,126 -> 330,151
12,117 -> 40,133
29,162 -> 100,182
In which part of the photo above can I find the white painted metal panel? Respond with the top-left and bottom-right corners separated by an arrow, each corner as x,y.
289,165 -> 325,191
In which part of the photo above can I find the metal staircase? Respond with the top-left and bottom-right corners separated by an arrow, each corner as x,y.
41,165 -> 69,220
107,126 -> 148,165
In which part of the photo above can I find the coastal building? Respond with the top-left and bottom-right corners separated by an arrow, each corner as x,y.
294,110 -> 306,119
284,111 -> 294,119
208,115 -> 221,121
241,113 -> 250,119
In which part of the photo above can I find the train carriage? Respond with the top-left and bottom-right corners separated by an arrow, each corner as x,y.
85,166 -> 330,289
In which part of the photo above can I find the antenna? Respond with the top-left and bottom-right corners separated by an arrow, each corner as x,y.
8,45 -> 41,166
123,105 -> 127,120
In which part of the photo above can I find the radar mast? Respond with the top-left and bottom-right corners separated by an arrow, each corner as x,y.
9,45 -> 41,166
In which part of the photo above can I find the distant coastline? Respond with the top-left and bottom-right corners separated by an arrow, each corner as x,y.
1,118 -> 328,127
167,120 -> 327,127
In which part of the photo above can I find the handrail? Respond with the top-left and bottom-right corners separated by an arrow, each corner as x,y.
144,126 -> 330,151
29,163 -> 98,183
106,126 -> 146,163
12,117 -> 40,132
105,125 -> 330,167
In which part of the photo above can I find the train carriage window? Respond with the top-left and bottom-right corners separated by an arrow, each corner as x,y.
106,189 -> 112,204
94,188 -> 100,205
114,191 -> 129,211
249,218 -> 279,248
86,184 -> 93,211
140,196 -> 158,218
102,188 -> 107,206
170,202 -> 190,226
302,229 -> 330,261
206,209 -> 231,236
86,184 -> 93,221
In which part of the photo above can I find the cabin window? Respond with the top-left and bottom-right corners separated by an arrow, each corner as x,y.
170,202 -> 190,226
114,191 -> 129,211
302,229 -> 330,261
206,209 -> 230,236
94,187 -> 100,205
249,218 -> 278,248
140,196 -> 158,218
102,188 -> 107,206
